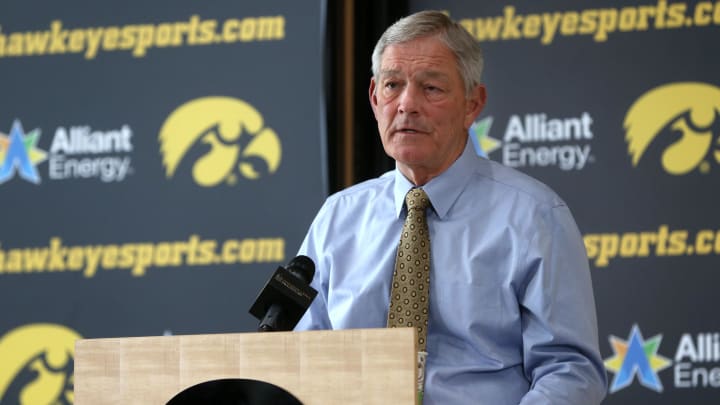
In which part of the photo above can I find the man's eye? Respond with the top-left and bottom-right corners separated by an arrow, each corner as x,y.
385,82 -> 398,89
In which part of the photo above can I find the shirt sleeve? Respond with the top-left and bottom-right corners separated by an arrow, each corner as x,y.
293,201 -> 333,331
517,204 -> 608,405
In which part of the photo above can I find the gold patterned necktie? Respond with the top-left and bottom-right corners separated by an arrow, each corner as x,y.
388,188 -> 431,395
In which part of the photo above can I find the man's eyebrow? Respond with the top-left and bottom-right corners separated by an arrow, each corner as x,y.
416,70 -> 450,81
378,69 -> 450,81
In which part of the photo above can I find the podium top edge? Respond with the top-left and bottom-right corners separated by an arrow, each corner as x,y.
75,327 -> 416,346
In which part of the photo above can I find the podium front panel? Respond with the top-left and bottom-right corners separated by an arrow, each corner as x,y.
74,328 -> 417,405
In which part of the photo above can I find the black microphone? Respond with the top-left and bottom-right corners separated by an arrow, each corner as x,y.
249,255 -> 318,332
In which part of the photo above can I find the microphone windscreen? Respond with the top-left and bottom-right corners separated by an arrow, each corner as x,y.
285,255 -> 315,284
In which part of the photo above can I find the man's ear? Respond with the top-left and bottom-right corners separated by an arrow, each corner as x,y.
369,77 -> 379,116
464,84 -> 487,129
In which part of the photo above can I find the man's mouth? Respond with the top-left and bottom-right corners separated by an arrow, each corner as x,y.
391,121 -> 429,135
396,127 -> 423,134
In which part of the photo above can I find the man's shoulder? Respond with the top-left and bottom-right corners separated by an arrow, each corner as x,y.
324,170 -> 395,207
473,158 -> 565,207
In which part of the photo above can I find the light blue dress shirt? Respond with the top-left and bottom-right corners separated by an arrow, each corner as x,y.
295,138 -> 607,404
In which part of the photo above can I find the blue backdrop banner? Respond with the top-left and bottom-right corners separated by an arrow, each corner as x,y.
0,1 -> 327,403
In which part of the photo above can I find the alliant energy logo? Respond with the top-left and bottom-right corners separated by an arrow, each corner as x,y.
159,96 -> 281,187
468,117 -> 499,158
624,82 -> 720,175
0,120 -> 47,184
604,325 -> 671,393
470,112 -> 595,170
0,119 -> 134,185
0,323 -> 81,404
48,124 -> 133,182
674,332 -> 720,389
604,325 -> 720,394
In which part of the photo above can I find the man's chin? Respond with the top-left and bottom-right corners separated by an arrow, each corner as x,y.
391,150 -> 434,169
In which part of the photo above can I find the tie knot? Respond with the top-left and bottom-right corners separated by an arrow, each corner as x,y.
406,188 -> 430,212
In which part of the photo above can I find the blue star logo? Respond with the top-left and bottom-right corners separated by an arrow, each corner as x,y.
604,325 -> 672,393
0,120 -> 47,185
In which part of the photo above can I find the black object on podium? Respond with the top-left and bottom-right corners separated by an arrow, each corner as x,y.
166,378 -> 303,405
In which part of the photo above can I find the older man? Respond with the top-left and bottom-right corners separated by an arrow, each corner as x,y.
295,10 -> 607,404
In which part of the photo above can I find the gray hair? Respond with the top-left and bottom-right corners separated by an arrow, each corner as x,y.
371,10 -> 484,95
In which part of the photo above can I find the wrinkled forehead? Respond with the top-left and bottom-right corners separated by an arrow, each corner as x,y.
381,36 -> 455,64
377,68 -> 452,83
377,38 -> 461,82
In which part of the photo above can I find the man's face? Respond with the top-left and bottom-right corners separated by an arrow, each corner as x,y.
369,35 -> 485,184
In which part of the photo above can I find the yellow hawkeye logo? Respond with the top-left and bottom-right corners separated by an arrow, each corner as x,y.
624,82 -> 720,175
159,96 -> 281,186
0,323 -> 81,404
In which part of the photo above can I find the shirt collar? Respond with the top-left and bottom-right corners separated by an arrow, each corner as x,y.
393,137 -> 477,219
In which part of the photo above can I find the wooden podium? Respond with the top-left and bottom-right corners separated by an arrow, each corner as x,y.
74,328 -> 417,404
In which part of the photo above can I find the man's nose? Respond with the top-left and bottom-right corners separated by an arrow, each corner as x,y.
397,85 -> 420,115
